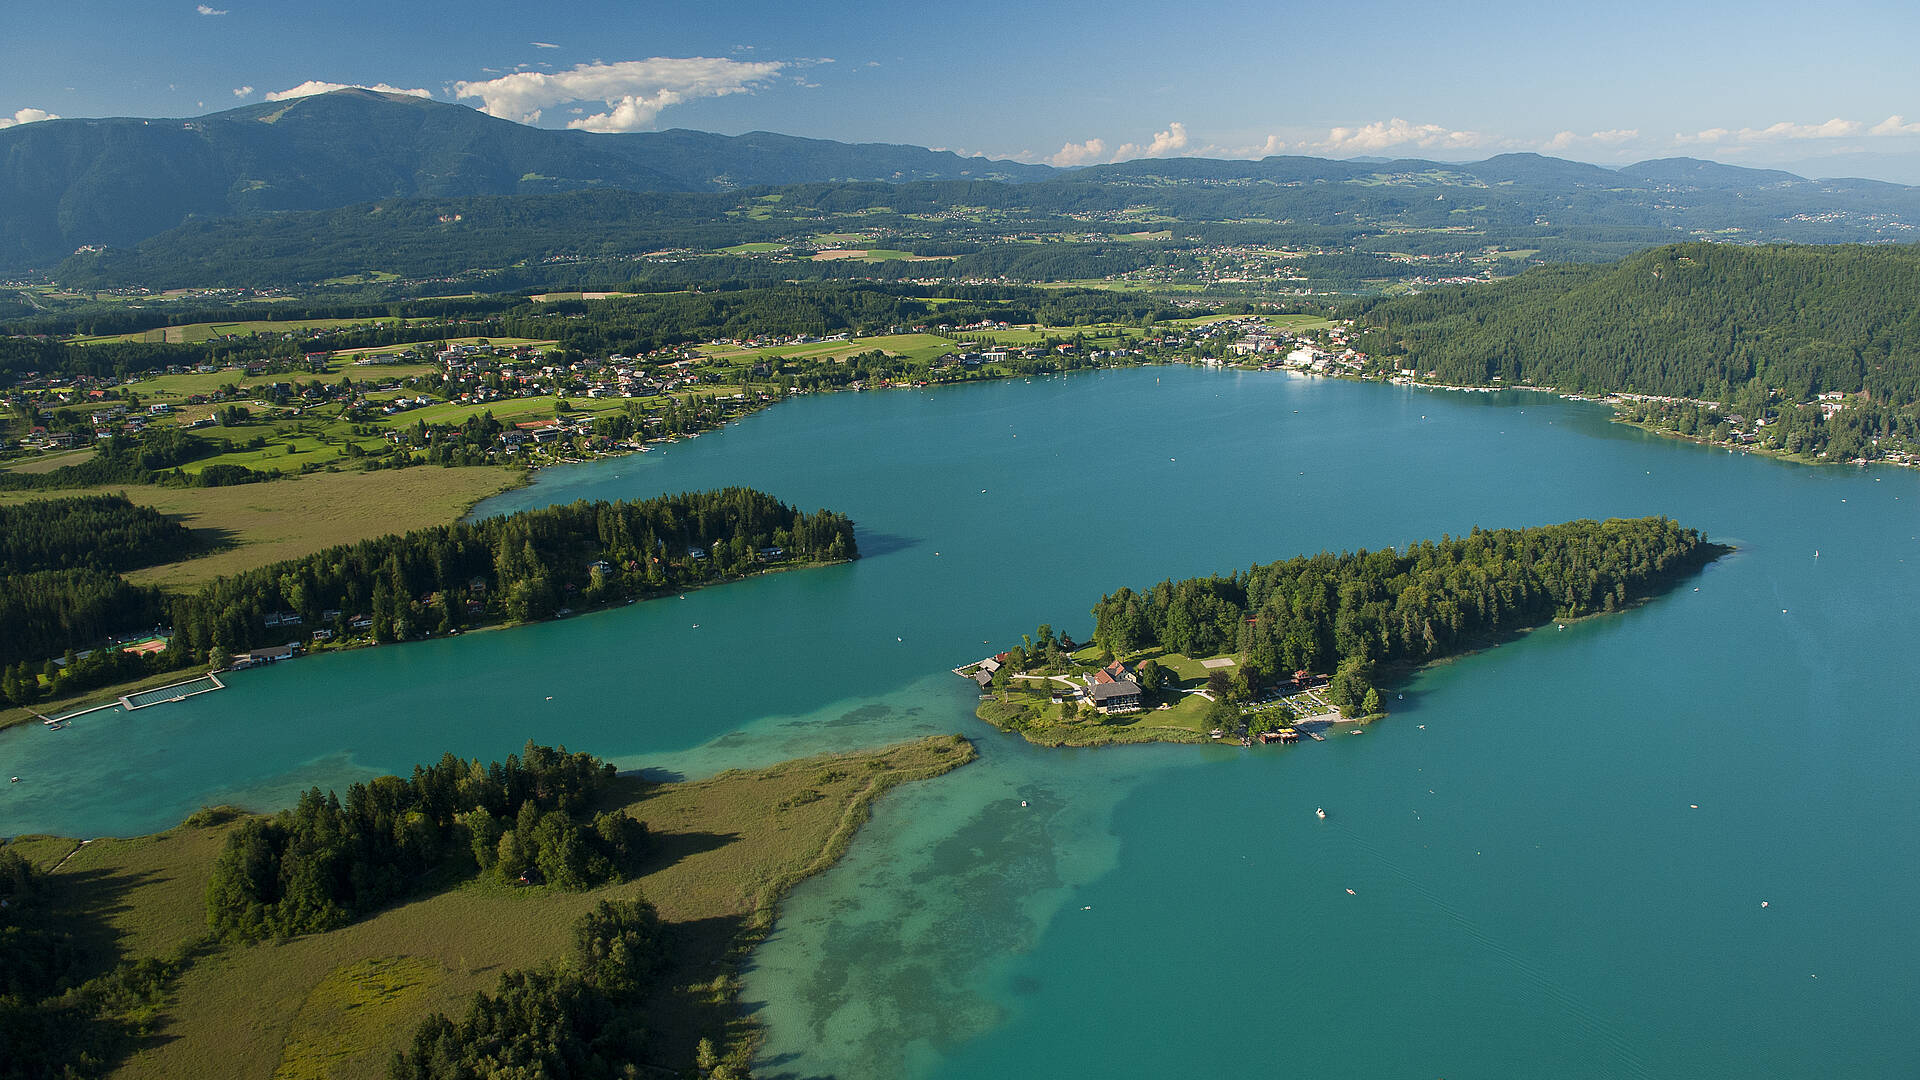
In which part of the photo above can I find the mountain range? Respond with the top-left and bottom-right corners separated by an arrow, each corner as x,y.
0,89 -> 1050,272
5,89 -> 1918,282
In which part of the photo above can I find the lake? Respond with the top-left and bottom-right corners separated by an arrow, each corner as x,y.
4,367 -> 1916,1077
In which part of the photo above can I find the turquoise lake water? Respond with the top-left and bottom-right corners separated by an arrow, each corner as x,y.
3,367 -> 1917,1077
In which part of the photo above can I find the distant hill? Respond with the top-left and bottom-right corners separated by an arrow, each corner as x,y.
602,128 -> 1052,188
1616,158 -> 1808,190
1349,241 -> 1920,403
0,89 -> 1052,272
13,91 -> 1920,288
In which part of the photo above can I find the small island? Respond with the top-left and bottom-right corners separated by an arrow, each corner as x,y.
968,516 -> 1727,747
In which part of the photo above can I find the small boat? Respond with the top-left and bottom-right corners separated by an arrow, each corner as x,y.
8,777 -> 18,784
1316,807 -> 1326,819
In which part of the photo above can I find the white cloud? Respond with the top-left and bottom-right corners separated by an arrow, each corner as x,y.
1678,117 -> 1876,145
1232,134 -> 1287,158
454,57 -> 786,132
232,85 -> 253,98
1050,137 -> 1107,167
1674,127 -> 1729,145
196,4 -> 227,13
1545,128 -> 1639,151
264,81 -> 431,102
1316,118 -> 1494,155
0,107 -> 59,129
1114,121 -> 1189,160
530,41 -> 560,49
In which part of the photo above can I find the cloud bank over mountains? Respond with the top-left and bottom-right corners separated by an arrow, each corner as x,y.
1035,112 -> 1920,168
454,58 -> 787,132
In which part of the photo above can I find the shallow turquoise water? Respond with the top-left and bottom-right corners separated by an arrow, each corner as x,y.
3,368 -> 1916,1076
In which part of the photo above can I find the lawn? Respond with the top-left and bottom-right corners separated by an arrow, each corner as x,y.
12,735 -> 975,1080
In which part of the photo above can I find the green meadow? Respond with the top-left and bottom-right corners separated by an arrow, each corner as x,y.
4,735 -> 974,1080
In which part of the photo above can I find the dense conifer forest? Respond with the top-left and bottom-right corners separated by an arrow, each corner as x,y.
0,487 -> 856,710
1350,243 -> 1920,403
1090,517 -> 1722,708
206,743 -> 644,940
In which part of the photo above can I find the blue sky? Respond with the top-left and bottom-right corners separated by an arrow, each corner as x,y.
6,0 -> 1920,181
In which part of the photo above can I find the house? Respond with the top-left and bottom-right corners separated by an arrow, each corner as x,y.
246,642 -> 302,664
1089,678 -> 1144,714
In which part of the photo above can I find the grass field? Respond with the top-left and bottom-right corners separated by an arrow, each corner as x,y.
698,332 -> 958,368
969,323 -> 1149,347
2,447 -> 99,473
0,465 -> 524,592
71,317 -> 402,347
11,735 -> 975,1080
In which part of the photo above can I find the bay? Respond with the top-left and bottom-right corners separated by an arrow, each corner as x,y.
2,367 -> 1916,1077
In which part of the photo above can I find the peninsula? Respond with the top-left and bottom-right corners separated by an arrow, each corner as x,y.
970,516 -> 1726,747
0,734 -> 975,1079
0,487 -> 857,731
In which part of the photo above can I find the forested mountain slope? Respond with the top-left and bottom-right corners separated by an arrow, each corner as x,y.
0,90 -> 1050,271
1350,242 -> 1920,404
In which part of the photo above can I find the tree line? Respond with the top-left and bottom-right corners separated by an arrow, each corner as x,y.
206,742 -> 645,941
1350,243 -> 1920,407
0,486 -> 856,710
0,494 -> 195,573
0,427 -> 274,491
390,897 -> 673,1080
1090,517 -> 1722,709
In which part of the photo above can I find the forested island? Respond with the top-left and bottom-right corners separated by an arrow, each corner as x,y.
0,487 -> 856,725
975,517 -> 1725,746
0,734 -> 976,1079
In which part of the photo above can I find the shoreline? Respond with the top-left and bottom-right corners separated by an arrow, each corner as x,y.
4,734 -> 975,1077
973,540 -> 1732,749
0,555 -> 853,735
